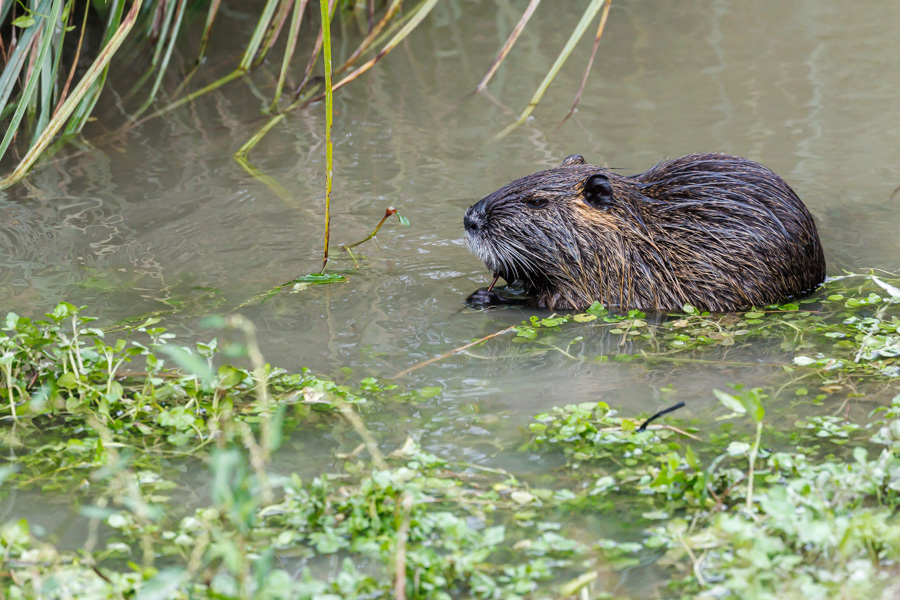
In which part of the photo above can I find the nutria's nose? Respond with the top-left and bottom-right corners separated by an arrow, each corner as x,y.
464,210 -> 483,233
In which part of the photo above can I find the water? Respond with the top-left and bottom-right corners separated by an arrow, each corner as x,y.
3,0 -> 900,567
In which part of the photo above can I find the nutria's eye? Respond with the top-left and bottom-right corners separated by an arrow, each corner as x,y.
561,154 -> 586,167
525,197 -> 549,208
583,173 -> 614,209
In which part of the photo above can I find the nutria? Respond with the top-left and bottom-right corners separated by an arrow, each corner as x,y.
464,153 -> 825,311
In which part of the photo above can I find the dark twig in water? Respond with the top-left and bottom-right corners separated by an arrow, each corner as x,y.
342,207 -> 398,250
638,401 -> 686,431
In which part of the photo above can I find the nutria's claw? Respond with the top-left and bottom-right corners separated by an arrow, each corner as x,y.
465,287 -> 511,308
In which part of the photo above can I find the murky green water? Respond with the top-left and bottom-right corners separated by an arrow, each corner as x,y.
3,0 -> 900,575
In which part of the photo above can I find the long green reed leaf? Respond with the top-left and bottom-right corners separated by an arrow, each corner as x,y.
320,0 -> 334,272
125,0 -> 178,105
63,0 -> 127,136
150,0 -> 179,69
156,0 -> 298,123
492,0 -> 606,140
244,0 -> 429,156
196,0 -> 223,62
46,0 -> 75,110
254,0 -> 294,69
53,0 -> 89,116
133,0 -> 187,119
334,0 -> 402,76
0,1 -> 13,24
0,0 -> 55,129
31,34 -> 55,146
309,0 -> 440,104
0,0 -> 144,190
239,0 -> 280,71
172,0 -> 223,96
270,0 -> 308,111
0,0 -> 63,165
293,0 -> 336,97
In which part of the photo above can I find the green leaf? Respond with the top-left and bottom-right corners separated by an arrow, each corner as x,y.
748,397 -> 765,422
50,301 -> 78,321
418,386 -> 441,398
685,445 -> 700,470
397,214 -> 410,226
289,273 -> 347,284
726,441 -> 751,456
714,389 -> 746,414
57,372 -> 78,390
0,465 -> 16,486
217,365 -> 247,389
12,15 -> 36,28
135,568 -> 189,600
160,345 -> 215,388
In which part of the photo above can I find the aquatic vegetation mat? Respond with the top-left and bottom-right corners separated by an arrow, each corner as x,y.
2,273 -> 900,598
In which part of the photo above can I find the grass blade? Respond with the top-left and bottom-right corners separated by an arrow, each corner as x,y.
270,0 -> 308,111
309,0 -> 440,104
172,0 -> 223,95
253,0 -> 294,69
196,0 -> 223,63
0,0 -> 55,132
239,0 -> 280,71
294,0 -> 336,97
0,0 -> 63,165
320,0 -> 334,272
0,0 -> 145,190
158,0 -> 306,122
150,0 -> 179,69
474,0 -> 541,93
333,0 -> 402,76
132,0 -> 187,119
31,33 -> 55,146
53,0 -> 90,116
493,0 -> 606,140
63,0 -> 127,136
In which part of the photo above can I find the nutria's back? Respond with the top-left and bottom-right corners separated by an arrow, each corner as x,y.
463,153 -> 826,311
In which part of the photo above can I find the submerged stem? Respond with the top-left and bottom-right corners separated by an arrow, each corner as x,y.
342,207 -> 398,250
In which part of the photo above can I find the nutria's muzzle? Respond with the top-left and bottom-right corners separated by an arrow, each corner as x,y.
463,207 -> 484,234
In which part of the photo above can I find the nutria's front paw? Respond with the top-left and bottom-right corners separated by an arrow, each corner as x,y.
465,288 -> 508,308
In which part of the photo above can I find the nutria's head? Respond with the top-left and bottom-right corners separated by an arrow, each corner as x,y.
464,154 -> 606,286
464,153 -> 826,311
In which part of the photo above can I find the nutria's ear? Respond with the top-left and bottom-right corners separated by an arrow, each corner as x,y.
582,173 -> 614,208
561,154 -> 586,167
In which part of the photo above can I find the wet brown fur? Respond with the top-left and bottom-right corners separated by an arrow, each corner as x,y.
464,153 -> 826,311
